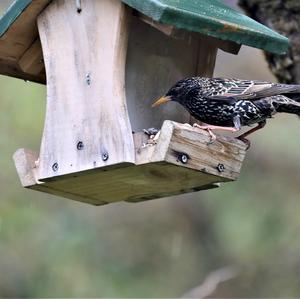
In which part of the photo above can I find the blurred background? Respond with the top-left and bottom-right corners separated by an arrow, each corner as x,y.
0,0 -> 300,298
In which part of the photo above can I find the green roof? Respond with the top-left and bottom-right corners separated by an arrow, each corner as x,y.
0,0 -> 289,55
123,0 -> 289,54
0,0 -> 32,37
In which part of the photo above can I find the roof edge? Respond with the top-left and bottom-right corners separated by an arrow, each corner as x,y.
0,0 -> 32,37
123,0 -> 289,54
159,5 -> 289,54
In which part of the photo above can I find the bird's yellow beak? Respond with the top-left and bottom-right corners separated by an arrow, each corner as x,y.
151,96 -> 171,108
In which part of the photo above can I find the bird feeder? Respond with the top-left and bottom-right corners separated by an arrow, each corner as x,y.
1,0 -> 288,205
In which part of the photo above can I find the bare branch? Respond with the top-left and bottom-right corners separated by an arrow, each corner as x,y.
181,266 -> 239,299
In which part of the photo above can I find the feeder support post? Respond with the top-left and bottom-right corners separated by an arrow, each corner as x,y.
37,0 -> 134,180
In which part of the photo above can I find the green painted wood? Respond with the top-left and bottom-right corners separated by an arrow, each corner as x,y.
122,0 -> 289,54
0,0 -> 289,54
0,0 -> 32,36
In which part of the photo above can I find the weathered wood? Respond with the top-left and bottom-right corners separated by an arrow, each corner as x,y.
126,16 -> 219,133
13,148 -> 39,187
13,148 -> 108,205
0,0 -> 50,83
217,39 -> 241,55
135,121 -> 246,180
189,35 -> 218,125
18,38 -> 45,77
14,121 -> 247,206
137,13 -> 175,36
196,36 -> 218,78
37,0 -> 135,179
137,12 -> 241,55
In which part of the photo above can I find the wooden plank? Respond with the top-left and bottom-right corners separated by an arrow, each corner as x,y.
13,148 -> 108,205
217,40 -> 241,55
196,36 -> 218,77
165,122 -> 246,180
18,38 -> 45,76
137,12 -> 241,55
37,0 -> 135,179
126,16 -> 206,133
13,148 -> 222,205
14,121 -> 247,206
13,148 -> 39,187
136,121 -> 247,180
0,0 -> 50,83
137,13 -> 175,36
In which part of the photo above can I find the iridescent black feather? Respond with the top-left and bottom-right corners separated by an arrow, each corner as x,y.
165,77 -> 300,129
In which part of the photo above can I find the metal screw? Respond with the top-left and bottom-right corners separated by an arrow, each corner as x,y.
77,141 -> 84,150
52,162 -> 59,172
86,73 -> 91,85
216,163 -> 225,173
178,153 -> 189,164
76,0 -> 82,13
102,152 -> 109,161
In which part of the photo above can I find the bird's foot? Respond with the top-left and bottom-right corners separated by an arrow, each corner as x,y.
193,123 -> 239,133
192,123 -> 217,144
237,136 -> 251,150
192,123 -> 239,144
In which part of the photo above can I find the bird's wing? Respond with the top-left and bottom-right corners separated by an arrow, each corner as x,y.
204,78 -> 300,101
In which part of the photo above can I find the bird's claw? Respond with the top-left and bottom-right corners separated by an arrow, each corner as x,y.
192,123 -> 217,145
207,129 -> 217,144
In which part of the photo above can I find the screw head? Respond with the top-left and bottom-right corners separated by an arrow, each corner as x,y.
178,153 -> 188,164
86,73 -> 91,85
102,152 -> 109,161
217,163 -> 225,173
52,162 -> 59,172
77,141 -> 84,150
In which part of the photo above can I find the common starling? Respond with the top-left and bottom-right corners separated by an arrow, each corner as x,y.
152,77 -> 300,147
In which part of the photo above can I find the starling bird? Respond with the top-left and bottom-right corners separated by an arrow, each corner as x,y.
152,77 -> 300,147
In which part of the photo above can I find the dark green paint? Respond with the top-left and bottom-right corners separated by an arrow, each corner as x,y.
0,0 -> 289,54
122,0 -> 289,54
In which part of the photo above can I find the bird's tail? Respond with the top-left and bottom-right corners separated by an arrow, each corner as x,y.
272,95 -> 300,116
255,95 -> 300,118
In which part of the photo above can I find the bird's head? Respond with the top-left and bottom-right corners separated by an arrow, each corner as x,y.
152,77 -> 197,108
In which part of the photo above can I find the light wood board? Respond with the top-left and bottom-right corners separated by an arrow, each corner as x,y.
37,0 -> 135,179
14,121 -> 247,206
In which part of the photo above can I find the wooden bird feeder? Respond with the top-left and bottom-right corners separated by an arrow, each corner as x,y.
0,0 -> 288,205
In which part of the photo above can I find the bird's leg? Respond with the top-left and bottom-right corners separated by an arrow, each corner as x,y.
193,123 -> 239,144
193,123 -> 217,144
237,120 -> 266,149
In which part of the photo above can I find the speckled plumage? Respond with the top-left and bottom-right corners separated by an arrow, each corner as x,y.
165,77 -> 300,129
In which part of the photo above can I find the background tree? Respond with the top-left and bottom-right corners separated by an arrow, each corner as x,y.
239,0 -> 300,83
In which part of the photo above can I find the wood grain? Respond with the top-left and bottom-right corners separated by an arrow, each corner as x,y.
0,0 -> 50,83
126,16 -> 212,132
37,0 -> 135,179
14,121 -> 247,206
18,38 -> 45,77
